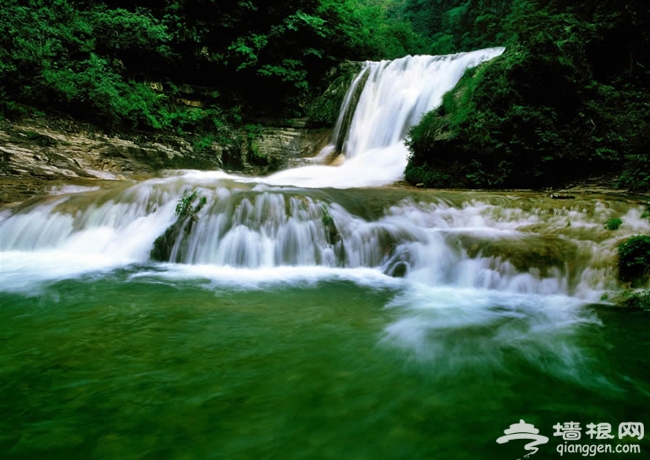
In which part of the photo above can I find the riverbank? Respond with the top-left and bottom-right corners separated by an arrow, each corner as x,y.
0,116 -> 330,207
0,112 -> 643,209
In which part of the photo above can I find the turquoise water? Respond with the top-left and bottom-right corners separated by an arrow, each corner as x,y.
0,265 -> 648,459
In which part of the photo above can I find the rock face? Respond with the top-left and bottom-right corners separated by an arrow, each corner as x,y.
254,123 -> 331,170
0,118 -> 332,205
0,120 -> 215,181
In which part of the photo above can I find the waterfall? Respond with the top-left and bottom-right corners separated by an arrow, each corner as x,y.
1,129 -> 643,391
2,49 -> 646,453
1,173 -> 646,300
0,47 -> 643,305
337,48 -> 505,158
261,48 -> 505,188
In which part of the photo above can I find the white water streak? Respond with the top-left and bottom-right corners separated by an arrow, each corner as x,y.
261,48 -> 505,188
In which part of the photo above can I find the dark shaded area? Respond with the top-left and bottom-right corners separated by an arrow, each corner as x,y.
151,191 -> 207,262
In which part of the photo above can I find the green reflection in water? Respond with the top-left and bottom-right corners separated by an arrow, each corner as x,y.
0,272 -> 648,459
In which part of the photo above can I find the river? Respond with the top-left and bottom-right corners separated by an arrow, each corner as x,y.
0,48 -> 648,459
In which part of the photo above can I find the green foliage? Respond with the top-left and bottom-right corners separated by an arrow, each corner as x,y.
321,205 -> 334,228
192,136 -> 214,154
603,288 -> 650,310
241,124 -> 269,166
87,7 -> 173,60
406,0 -> 650,189
604,218 -> 624,231
397,0 -> 520,55
0,1 -> 178,129
618,236 -> 650,286
175,191 -> 198,218
175,190 -> 207,220
618,155 -> 650,193
622,290 -> 650,311
320,205 -> 340,245
0,0 -> 429,132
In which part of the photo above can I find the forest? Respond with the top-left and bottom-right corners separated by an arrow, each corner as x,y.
405,0 -> 650,191
1,0 -> 648,189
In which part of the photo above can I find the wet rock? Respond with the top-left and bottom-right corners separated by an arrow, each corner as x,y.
0,117 -> 332,203
254,126 -> 331,171
452,231 -> 579,276
385,261 -> 409,278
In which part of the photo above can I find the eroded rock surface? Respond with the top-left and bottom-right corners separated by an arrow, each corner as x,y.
0,118 -> 332,206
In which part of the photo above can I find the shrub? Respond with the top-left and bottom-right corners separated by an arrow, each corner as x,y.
175,190 -> 207,220
618,155 -> 650,192
623,290 -> 650,310
618,235 -> 650,285
604,217 -> 623,230
405,1 -> 650,190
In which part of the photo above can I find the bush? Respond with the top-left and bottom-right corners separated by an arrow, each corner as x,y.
618,155 -> 650,192
175,190 -> 207,220
604,218 -> 623,230
623,290 -> 650,310
618,236 -> 650,285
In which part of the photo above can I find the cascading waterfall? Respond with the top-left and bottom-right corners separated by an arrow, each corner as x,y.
337,49 -> 505,158
0,49 -> 645,389
261,48 -> 505,188
3,34 -> 650,459
0,39 -> 641,300
1,174 -> 646,299
3,171 -> 648,384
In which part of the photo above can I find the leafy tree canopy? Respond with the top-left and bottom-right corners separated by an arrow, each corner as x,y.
0,0 -> 426,128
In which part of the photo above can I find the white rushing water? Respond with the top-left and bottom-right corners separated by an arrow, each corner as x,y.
0,173 -> 644,299
261,48 -> 505,188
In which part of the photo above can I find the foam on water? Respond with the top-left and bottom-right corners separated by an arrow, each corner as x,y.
1,179 -> 644,298
381,283 -> 615,387
1,251 -> 135,293
130,264 -> 404,291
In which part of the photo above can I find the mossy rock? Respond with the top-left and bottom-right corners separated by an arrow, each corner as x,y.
151,191 -> 207,262
151,223 -> 182,262
456,233 -> 578,275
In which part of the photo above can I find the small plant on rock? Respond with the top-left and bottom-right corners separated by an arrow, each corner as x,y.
604,217 -> 623,230
175,190 -> 207,221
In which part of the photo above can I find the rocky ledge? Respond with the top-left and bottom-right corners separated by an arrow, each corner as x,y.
0,117 -> 331,206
